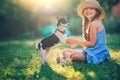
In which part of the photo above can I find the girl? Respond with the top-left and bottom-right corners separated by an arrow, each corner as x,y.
57,0 -> 110,64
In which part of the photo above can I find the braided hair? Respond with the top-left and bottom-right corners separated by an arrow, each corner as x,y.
82,8 -> 101,41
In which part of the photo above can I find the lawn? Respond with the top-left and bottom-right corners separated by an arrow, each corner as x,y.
0,34 -> 120,80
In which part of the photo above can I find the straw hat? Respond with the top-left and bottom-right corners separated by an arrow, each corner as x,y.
77,0 -> 105,20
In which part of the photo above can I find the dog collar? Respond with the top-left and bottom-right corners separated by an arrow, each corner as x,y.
56,28 -> 66,34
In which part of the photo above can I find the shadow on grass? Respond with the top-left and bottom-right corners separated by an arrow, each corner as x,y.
33,62 -> 66,80
72,60 -> 120,80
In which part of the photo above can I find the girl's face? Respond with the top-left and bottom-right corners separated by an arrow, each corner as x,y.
83,7 -> 97,20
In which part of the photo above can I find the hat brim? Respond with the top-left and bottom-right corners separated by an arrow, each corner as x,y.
77,2 -> 105,20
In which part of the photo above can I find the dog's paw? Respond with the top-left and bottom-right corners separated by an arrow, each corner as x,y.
56,56 -> 67,66
70,45 -> 77,48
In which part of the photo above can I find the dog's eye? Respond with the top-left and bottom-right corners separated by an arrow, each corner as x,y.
62,21 -> 67,24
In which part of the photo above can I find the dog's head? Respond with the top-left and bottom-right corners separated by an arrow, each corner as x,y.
56,16 -> 70,28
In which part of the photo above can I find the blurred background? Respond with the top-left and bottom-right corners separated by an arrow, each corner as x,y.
0,0 -> 120,40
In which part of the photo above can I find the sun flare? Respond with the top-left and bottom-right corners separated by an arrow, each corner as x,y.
16,0 -> 67,12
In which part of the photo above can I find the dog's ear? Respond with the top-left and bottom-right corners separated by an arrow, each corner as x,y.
56,16 -> 61,20
63,16 -> 68,21
60,22 -> 63,25
63,16 -> 67,19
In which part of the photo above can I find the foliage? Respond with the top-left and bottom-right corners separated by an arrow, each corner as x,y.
69,17 -> 82,35
0,0 -> 39,39
98,0 -> 120,15
0,34 -> 120,80
103,16 -> 120,34
0,0 -> 120,39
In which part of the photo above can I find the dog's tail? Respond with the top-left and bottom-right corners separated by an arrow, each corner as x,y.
36,43 -> 41,50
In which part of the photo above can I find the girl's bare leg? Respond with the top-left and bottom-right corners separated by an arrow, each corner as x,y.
63,49 -> 86,62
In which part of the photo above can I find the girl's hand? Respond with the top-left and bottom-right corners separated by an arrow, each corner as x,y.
66,37 -> 79,45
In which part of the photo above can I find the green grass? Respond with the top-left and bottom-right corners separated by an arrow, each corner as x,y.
0,34 -> 120,80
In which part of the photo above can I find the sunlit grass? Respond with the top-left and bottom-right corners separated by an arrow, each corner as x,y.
0,34 -> 120,80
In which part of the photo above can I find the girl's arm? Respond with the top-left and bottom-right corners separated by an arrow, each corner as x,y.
67,22 -> 97,48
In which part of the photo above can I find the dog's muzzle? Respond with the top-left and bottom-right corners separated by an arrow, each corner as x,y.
63,23 -> 70,28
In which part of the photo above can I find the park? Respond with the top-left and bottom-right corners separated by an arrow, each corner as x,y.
0,0 -> 120,80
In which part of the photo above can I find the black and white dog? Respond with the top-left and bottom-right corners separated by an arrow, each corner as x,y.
36,16 -> 70,64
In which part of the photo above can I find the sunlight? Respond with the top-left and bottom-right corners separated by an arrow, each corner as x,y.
16,0 -> 67,12
45,3 -> 52,9
40,0 -> 56,8
88,71 -> 96,78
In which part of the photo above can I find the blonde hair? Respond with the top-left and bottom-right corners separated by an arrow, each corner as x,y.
82,8 -> 101,41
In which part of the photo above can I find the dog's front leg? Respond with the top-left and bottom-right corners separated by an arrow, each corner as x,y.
45,48 -> 50,59
40,48 -> 46,64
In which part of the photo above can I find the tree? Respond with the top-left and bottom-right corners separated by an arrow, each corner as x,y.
98,0 -> 120,16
